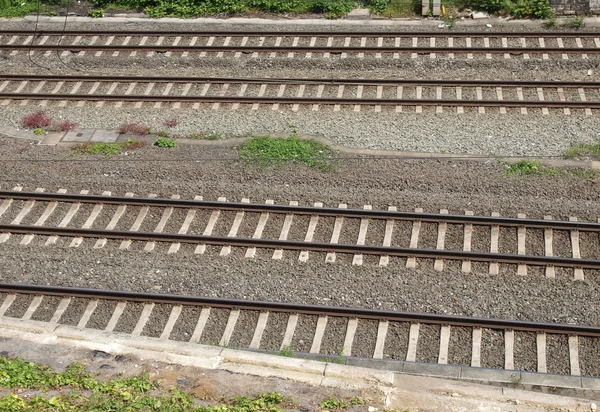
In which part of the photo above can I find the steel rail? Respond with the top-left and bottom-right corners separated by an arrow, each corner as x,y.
1,190 -> 599,231
1,283 -> 599,336
0,91 -> 597,107
2,224 -> 600,269
2,44 -> 599,53
3,74 -> 600,88
1,29 -> 599,38
1,93 -> 598,108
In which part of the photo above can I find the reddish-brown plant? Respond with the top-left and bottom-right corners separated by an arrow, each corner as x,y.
20,111 -> 52,129
163,118 -> 179,128
55,120 -> 79,132
119,123 -> 150,135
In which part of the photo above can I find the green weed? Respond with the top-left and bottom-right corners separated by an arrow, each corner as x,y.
239,136 -> 334,172
564,142 -> 600,159
319,396 -> 364,410
566,15 -> 585,28
543,15 -> 557,28
0,356 -> 293,411
33,128 -> 44,135
155,137 -> 176,148
205,130 -> 222,140
279,345 -> 293,357
72,139 -> 143,156
89,8 -> 104,17
504,159 -> 597,179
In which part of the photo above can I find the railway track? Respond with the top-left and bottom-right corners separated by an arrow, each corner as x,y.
1,75 -> 598,113
1,188 -> 599,278
1,30 -> 600,59
0,283 -> 598,377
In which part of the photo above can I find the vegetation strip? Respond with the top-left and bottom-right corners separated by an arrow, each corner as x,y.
0,356 -> 294,411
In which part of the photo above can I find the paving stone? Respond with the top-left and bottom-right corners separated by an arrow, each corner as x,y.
62,129 -> 95,142
90,129 -> 119,143
39,132 -> 65,145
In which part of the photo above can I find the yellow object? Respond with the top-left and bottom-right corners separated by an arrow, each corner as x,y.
441,5 -> 446,16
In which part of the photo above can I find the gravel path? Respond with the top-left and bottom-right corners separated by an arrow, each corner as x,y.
415,324 -> 440,364
579,337 -> 600,377
481,329 -> 504,369
142,304 -> 172,338
30,296 -> 61,322
383,322 -> 409,360
169,306 -> 202,342
319,316 -> 347,356
351,319 -> 378,358
290,315 -> 317,353
546,334 -> 570,375
260,312 -> 288,351
514,331 -> 537,372
4,105 -> 600,157
228,310 -> 260,349
447,326 -> 471,366
86,300 -> 117,330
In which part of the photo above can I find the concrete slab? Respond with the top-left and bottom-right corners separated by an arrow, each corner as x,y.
62,129 -> 95,143
521,371 -> 583,389
90,129 -> 120,143
347,8 -> 371,20
581,376 -> 600,390
402,362 -> 462,379
345,357 -> 405,372
39,132 -> 65,145
325,363 -> 394,386
460,366 -> 520,383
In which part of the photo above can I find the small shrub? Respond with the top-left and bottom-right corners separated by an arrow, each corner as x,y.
163,118 -> 179,128
566,16 -> 585,29
55,120 -> 78,132
119,122 -> 150,135
33,128 -> 44,135
89,8 -> 104,17
205,130 -> 222,140
157,130 -> 169,137
188,133 -> 205,139
543,16 -> 557,28
21,111 -> 52,129
154,137 -> 176,148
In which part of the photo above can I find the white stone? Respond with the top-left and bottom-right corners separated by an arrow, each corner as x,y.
588,70 -> 593,76
471,11 -> 489,19
486,23 -> 493,27
368,407 -> 378,412
591,403 -> 597,411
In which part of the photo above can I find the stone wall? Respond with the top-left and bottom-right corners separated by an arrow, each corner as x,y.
550,0 -> 594,14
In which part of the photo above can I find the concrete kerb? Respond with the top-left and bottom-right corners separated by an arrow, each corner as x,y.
4,15 -> 600,27
1,316 -> 600,399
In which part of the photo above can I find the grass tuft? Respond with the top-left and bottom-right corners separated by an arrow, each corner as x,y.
564,142 -> 600,159
505,159 -> 597,179
239,136 -> 334,172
